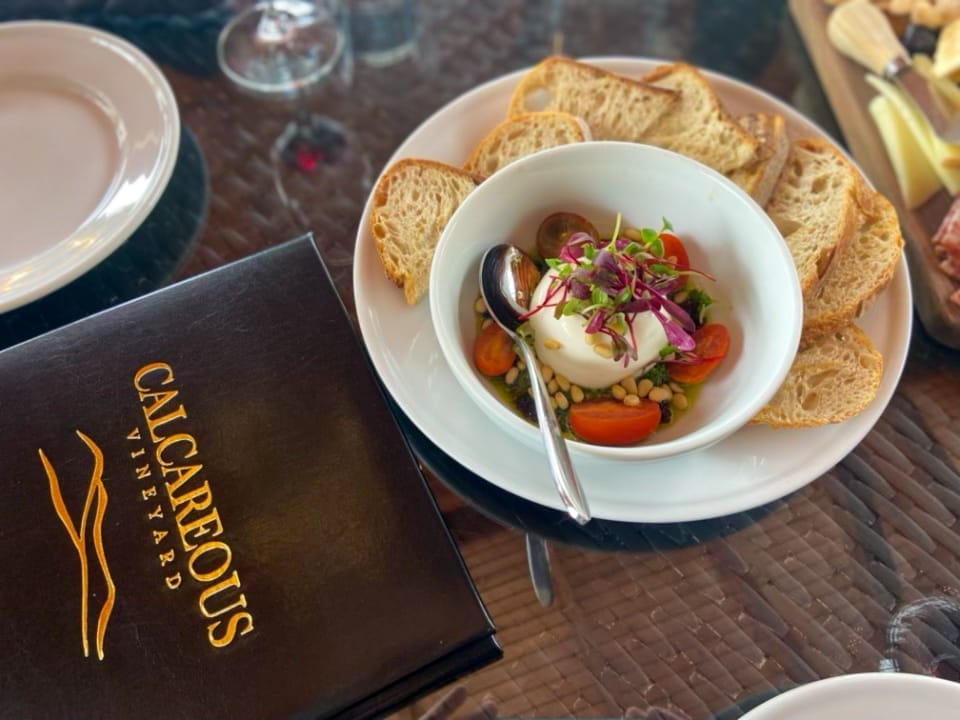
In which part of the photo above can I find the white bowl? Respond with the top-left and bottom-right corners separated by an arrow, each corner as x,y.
429,142 -> 801,462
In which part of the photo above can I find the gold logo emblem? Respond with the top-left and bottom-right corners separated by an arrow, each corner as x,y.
38,431 -> 116,661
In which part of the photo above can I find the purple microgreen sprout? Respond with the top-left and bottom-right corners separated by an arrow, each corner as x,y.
524,213 -> 715,367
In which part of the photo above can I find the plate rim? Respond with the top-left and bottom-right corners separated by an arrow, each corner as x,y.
0,20 -> 181,313
353,55 -> 914,523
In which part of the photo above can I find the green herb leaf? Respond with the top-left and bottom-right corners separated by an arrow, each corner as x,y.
641,363 -> 670,386
659,344 -> 678,358
660,217 -> 673,232
640,228 -> 659,246
686,287 -> 714,325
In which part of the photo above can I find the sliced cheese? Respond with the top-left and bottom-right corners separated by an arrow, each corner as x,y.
912,54 -> 960,145
869,94 -> 942,209
866,73 -> 960,193
934,17 -> 960,78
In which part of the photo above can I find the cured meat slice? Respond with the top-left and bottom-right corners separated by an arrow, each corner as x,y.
932,196 -> 960,282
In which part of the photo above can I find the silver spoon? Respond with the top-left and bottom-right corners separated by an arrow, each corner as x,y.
480,244 -> 591,525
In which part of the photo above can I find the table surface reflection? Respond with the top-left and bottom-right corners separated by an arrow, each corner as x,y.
4,1 -> 960,718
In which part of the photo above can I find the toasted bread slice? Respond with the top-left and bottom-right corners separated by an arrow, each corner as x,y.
765,138 -> 869,298
506,56 -> 680,141
463,111 -> 589,178
727,112 -> 790,206
371,159 -> 480,305
751,323 -> 883,428
802,191 -> 903,343
640,63 -> 761,174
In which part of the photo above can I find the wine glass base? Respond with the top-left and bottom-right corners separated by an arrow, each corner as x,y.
217,0 -> 344,97
271,113 -> 372,227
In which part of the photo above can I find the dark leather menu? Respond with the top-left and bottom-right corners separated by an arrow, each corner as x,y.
0,236 -> 500,719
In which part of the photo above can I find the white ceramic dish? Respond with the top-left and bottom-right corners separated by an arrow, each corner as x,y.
353,57 -> 913,523
429,141 -> 802,461
0,21 -> 180,313
740,673 -> 960,719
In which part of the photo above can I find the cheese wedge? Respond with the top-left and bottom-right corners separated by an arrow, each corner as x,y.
912,54 -> 960,138
869,94 -> 942,208
934,16 -> 960,78
866,74 -> 960,192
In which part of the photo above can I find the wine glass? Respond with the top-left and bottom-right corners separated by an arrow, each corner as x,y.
217,0 -> 371,226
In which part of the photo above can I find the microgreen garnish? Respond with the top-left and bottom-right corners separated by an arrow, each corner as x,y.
523,213 -> 715,366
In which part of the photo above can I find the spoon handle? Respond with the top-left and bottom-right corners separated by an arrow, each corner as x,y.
517,342 -> 591,525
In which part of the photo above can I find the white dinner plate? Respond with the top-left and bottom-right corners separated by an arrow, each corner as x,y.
0,21 -> 180,313
740,673 -> 960,719
353,57 -> 913,523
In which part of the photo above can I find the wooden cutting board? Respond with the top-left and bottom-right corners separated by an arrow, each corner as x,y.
790,0 -> 960,349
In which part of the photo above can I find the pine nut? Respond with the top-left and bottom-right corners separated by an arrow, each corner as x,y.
621,376 -> 638,395
474,297 -> 488,314
556,374 -> 571,391
541,364 -> 555,382
648,386 -> 672,403
481,318 -> 493,329
669,382 -> 684,393
636,378 -> 654,397
623,394 -> 640,406
583,333 -> 596,346
674,291 -> 688,304
623,227 -> 644,242
544,338 -> 562,350
517,360 -> 525,371
593,343 -> 613,359
555,392 -> 569,410
505,367 -> 519,385
672,393 -> 689,410
611,384 -> 627,400
549,395 -> 557,409
548,379 -> 558,394
571,385 -> 584,403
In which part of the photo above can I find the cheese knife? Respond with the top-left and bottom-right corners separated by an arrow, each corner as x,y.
827,0 -> 960,144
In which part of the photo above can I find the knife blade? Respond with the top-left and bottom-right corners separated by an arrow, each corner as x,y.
827,0 -> 960,144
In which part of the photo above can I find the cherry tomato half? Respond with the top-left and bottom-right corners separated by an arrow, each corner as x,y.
659,232 -> 690,269
536,212 -> 599,259
568,398 -> 661,446
668,323 -> 730,384
474,322 -> 516,376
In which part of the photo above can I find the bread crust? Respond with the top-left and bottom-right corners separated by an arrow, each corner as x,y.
641,62 -> 762,174
801,190 -> 904,343
506,56 -> 679,141
462,111 -> 587,178
766,138 -> 867,298
370,158 -> 481,304
750,324 -> 883,428
728,113 -> 789,206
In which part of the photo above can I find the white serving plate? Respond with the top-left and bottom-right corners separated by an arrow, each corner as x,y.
740,673 -> 960,719
353,57 -> 913,523
0,21 -> 180,313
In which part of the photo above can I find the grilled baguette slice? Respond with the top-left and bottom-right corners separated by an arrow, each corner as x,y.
641,63 -> 761,174
463,111 -> 588,179
802,190 -> 903,343
506,56 -> 680,141
751,323 -> 883,428
371,159 -> 480,305
727,112 -> 789,206
765,138 -> 868,298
